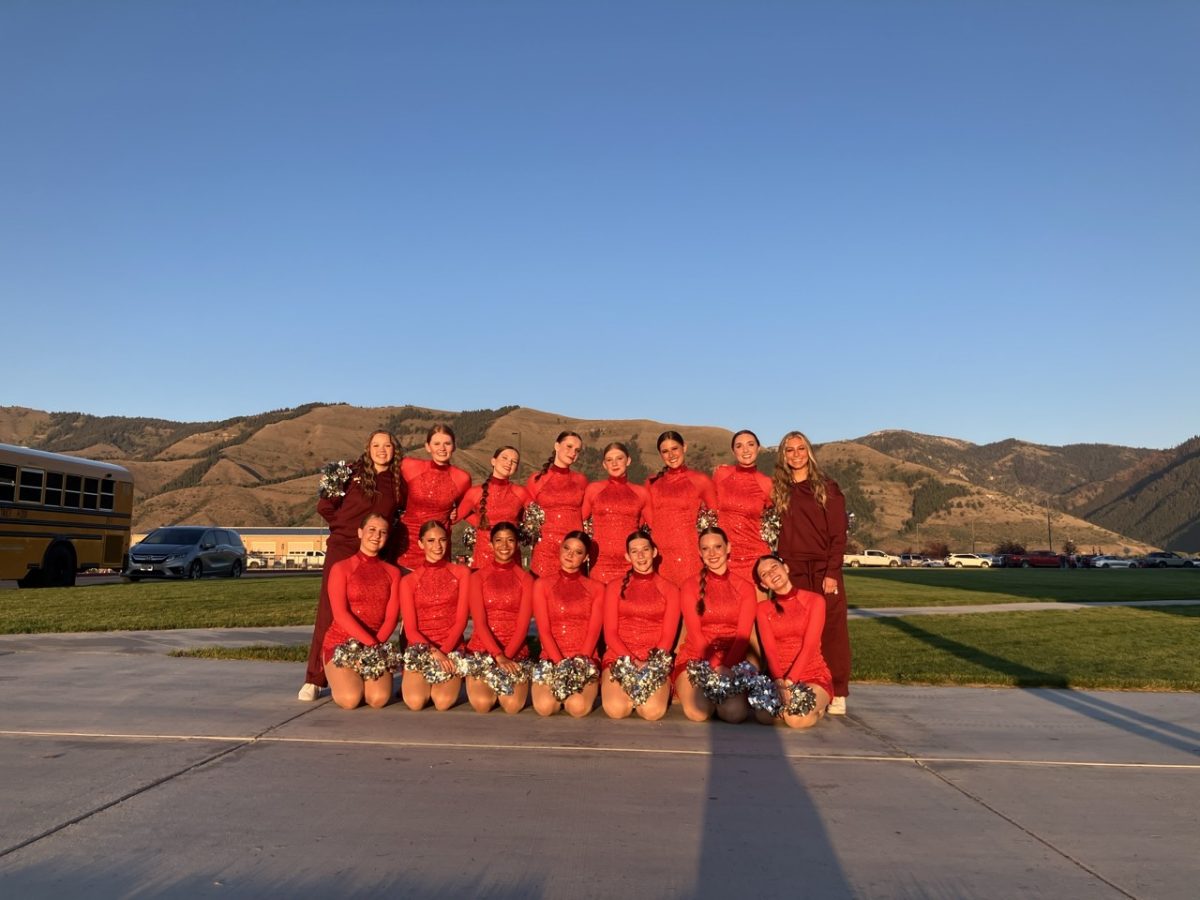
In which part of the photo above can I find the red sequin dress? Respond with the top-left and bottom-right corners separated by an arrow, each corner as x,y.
756,587 -> 833,700
674,569 -> 757,680
467,561 -> 534,660
397,459 -> 471,570
713,463 -> 773,583
601,572 -> 681,667
583,476 -> 650,584
532,570 -> 604,663
400,559 -> 471,653
321,553 -> 402,665
456,477 -> 530,569
646,466 -> 717,586
526,465 -> 588,578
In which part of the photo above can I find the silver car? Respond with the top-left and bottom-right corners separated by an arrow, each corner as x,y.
126,526 -> 247,580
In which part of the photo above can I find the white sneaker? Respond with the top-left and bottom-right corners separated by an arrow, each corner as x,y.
827,696 -> 847,716
297,683 -> 321,701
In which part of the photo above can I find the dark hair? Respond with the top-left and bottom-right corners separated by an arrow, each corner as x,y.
695,525 -> 729,615
650,430 -> 685,484
754,553 -> 788,612
730,429 -> 760,450
536,431 -> 582,481
479,445 -> 520,529
602,441 -> 630,458
561,530 -> 591,552
489,520 -> 520,542
620,528 -> 656,600
418,519 -> 448,540
426,423 -> 457,446
359,512 -> 389,529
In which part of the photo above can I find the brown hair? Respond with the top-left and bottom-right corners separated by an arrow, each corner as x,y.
479,445 -> 519,529
694,525 -> 728,615
356,430 -> 404,505
650,430 -> 685,484
619,527 -> 656,601
535,431 -> 583,481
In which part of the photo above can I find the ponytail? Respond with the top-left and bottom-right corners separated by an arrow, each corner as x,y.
478,478 -> 492,530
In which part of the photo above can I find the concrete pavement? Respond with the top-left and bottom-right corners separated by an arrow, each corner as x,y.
1,627 -> 1198,899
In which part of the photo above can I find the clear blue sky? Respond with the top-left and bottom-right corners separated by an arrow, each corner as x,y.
3,2 -> 1196,450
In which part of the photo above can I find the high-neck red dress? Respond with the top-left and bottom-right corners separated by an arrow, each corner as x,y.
713,463 -> 773,583
397,459 -> 471,570
400,558 -> 471,654
321,552 -> 402,666
646,465 -> 717,587
532,569 -> 604,664
466,560 -> 534,661
756,586 -> 833,700
526,465 -> 588,578
601,571 -> 680,668
583,475 -> 650,584
456,477 -> 531,569
673,568 -> 757,680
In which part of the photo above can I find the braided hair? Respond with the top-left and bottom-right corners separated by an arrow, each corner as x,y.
479,445 -> 520,530
753,553 -> 788,613
535,431 -> 583,481
694,525 -> 729,615
650,430 -> 686,484
619,527 -> 656,601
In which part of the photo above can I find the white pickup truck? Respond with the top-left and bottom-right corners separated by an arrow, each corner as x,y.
843,549 -> 902,568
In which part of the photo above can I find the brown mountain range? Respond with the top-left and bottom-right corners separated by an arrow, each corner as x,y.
3,403 -> 1194,553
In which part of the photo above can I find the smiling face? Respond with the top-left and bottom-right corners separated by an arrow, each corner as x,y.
492,448 -> 520,480
419,525 -> 448,563
357,516 -> 389,556
732,431 -> 760,467
602,446 -> 630,479
491,528 -> 517,565
559,537 -> 588,573
625,536 -> 657,574
658,438 -> 686,470
554,435 -> 583,469
783,436 -> 810,481
367,432 -> 396,472
755,557 -> 792,594
426,432 -> 455,464
699,532 -> 730,574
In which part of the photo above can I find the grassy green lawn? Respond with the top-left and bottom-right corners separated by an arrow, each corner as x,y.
844,567 -> 1200,607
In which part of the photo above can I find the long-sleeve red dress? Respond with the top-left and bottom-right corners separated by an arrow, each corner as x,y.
755,587 -> 833,700
525,465 -> 588,578
397,459 -> 471,570
673,569 -> 757,681
646,466 -> 717,587
321,552 -> 403,665
455,477 -> 530,569
304,466 -> 404,686
601,571 -> 680,668
777,478 -> 851,698
466,560 -> 534,661
582,476 -> 651,584
400,559 -> 471,654
713,463 -> 773,583
532,570 -> 604,664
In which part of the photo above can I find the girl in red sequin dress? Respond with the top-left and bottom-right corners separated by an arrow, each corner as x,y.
646,431 -> 717,587
601,530 -> 680,721
465,522 -> 534,714
674,526 -> 758,724
583,442 -> 651,584
399,520 -> 471,711
525,431 -> 588,578
396,425 -> 471,571
752,554 -> 832,728
531,531 -> 605,717
323,514 -> 403,710
455,446 -> 530,570
300,429 -> 405,701
713,429 -> 774,583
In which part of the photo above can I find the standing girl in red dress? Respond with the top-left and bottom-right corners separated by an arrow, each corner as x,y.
752,554 -> 832,728
396,424 -> 472,571
582,442 -> 651,584
601,530 -> 680,721
673,526 -> 758,724
531,531 -> 605,717
465,522 -> 534,714
455,446 -> 530,570
525,431 -> 588,578
322,514 -> 403,710
772,430 -> 851,715
399,520 -> 471,711
646,431 -> 717,587
300,429 -> 405,701
713,429 -> 773,583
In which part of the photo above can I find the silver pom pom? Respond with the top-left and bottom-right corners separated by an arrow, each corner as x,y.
331,638 -> 402,680
401,643 -> 467,684
760,505 -> 781,551
532,655 -> 598,701
460,651 -> 530,696
318,459 -> 355,499
686,660 -> 737,705
785,682 -> 818,717
610,649 -> 674,707
695,507 -> 719,533
519,502 -> 546,546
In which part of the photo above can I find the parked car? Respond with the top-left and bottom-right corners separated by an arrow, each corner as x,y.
844,549 -> 902,568
945,553 -> 991,568
126,527 -> 247,580
921,558 -> 945,567
246,553 -> 273,569
1004,550 -> 1064,568
1092,555 -> 1139,569
899,553 -> 926,567
1142,551 -> 1194,568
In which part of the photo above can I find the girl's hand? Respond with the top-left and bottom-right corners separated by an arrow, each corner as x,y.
432,649 -> 455,675
496,654 -> 520,675
822,576 -> 839,596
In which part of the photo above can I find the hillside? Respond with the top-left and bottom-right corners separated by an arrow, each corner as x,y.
1,404 -> 1187,552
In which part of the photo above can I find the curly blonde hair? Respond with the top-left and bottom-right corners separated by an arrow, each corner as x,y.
771,431 -> 828,512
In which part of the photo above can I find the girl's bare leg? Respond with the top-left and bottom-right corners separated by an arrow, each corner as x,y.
430,676 -> 463,711
601,668 -> 634,719
497,681 -> 529,714
363,673 -> 393,709
324,663 -> 365,710
466,676 -> 498,713
531,683 -> 563,717
674,674 -> 714,722
635,682 -> 672,721
401,670 -> 432,711
563,681 -> 599,718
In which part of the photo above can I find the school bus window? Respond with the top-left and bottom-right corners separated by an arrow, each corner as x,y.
0,464 -> 14,502
83,477 -> 99,510
100,479 -> 115,511
45,471 -> 64,507
19,469 -> 44,504
65,474 -> 82,508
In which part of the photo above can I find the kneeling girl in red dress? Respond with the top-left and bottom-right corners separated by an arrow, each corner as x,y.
396,425 -> 472,570
674,526 -> 758,724
322,514 -> 403,710
399,520 -> 471,711
752,554 -> 832,728
455,446 -> 530,570
465,522 -> 534,714
601,530 -> 680,721
531,531 -> 605,717
583,442 -> 652,585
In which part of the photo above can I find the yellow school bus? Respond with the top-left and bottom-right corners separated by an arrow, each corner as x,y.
0,443 -> 134,586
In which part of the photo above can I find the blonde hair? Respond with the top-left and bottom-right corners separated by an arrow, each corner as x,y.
771,430 -> 828,512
